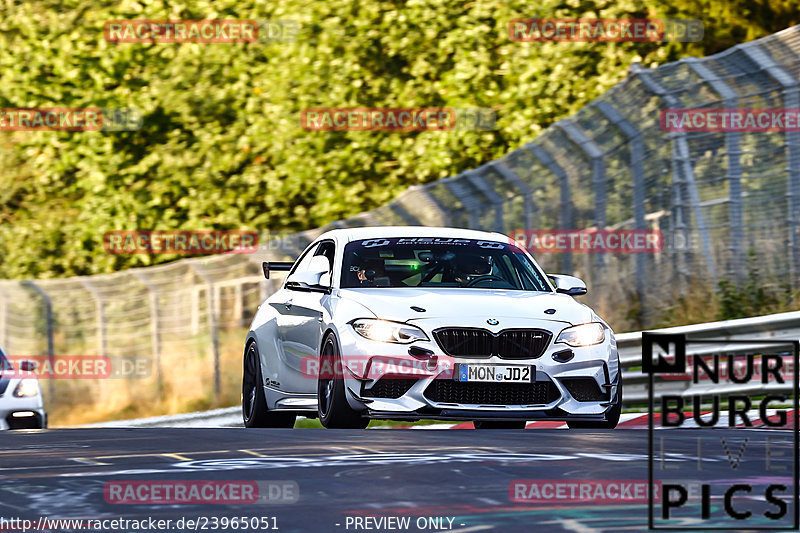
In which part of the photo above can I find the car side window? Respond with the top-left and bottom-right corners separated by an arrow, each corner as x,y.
314,241 -> 335,272
286,244 -> 319,282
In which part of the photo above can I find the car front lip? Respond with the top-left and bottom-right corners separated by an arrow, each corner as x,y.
351,373 -> 610,415
364,408 -> 611,422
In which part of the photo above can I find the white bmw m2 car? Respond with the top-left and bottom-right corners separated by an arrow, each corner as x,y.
243,227 -> 621,429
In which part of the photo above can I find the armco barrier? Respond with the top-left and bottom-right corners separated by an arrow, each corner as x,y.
618,310 -> 800,405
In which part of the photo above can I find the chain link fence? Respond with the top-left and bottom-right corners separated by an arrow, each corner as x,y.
2,25 -> 800,420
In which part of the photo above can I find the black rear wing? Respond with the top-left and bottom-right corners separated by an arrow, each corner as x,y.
262,261 -> 294,279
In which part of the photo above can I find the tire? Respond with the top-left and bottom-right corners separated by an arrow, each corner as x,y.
242,342 -> 296,428
317,334 -> 369,429
567,380 -> 622,429
474,420 -> 527,429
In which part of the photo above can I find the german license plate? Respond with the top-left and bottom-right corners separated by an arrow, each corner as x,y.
456,364 -> 534,383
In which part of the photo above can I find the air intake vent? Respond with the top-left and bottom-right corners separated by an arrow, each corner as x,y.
362,378 -> 417,399
560,378 -> 609,402
424,380 -> 559,405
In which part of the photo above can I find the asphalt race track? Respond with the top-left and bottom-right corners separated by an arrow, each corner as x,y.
0,428 -> 796,532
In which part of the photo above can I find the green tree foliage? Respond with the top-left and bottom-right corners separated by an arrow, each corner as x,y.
0,0 -> 798,277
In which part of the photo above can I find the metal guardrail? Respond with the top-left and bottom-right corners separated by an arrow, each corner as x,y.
618,311 -> 800,405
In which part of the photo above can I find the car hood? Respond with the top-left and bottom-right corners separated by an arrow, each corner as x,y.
338,288 -> 596,325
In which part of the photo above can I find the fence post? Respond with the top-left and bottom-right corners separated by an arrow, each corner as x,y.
443,175 -> 481,229
190,264 -> 220,401
631,63 -> 718,286
684,57 -> 746,284
388,201 -> 421,226
595,101 -> 649,322
526,143 -> 574,274
20,281 -> 54,400
190,288 -> 200,335
234,283 -> 243,326
79,279 -> 106,357
412,184 -> 452,227
489,160 -> 536,231
739,43 -> 800,291
465,170 -> 505,233
132,272 -> 163,393
556,119 -> 607,271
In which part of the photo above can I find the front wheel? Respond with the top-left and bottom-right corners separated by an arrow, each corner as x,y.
567,380 -> 622,429
242,342 -> 296,428
317,334 -> 369,429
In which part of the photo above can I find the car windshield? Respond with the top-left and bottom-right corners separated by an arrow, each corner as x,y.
341,237 -> 551,291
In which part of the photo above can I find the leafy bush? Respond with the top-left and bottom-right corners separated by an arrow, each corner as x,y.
1,0 -> 797,278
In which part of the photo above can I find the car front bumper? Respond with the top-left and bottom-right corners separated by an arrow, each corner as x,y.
336,318 -> 620,421
0,392 -> 47,430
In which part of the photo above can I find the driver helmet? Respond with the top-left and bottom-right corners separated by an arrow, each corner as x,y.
456,254 -> 492,276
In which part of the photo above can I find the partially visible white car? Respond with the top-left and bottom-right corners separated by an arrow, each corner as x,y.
0,348 -> 47,430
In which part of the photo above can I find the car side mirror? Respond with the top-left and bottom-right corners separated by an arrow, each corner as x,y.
286,256 -> 331,289
549,274 -> 587,296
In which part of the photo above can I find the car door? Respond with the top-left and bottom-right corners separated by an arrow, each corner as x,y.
274,241 -> 335,393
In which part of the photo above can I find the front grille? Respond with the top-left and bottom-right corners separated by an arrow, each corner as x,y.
362,378 -> 417,399
433,328 -> 552,359
424,380 -> 560,405
561,378 -> 609,402
433,329 -> 494,357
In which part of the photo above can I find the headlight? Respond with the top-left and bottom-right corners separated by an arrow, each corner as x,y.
555,322 -> 606,347
351,319 -> 429,344
13,379 -> 39,398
